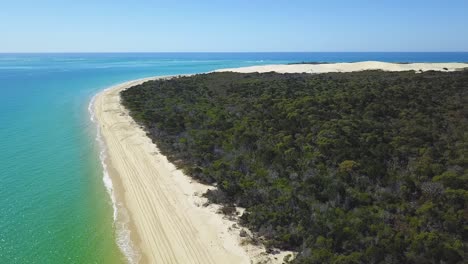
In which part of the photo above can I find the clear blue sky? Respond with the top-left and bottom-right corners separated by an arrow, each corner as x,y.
1,0 -> 467,52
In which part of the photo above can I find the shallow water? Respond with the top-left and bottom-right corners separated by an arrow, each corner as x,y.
0,52 -> 467,263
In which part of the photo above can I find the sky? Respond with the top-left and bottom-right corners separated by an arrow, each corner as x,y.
1,0 -> 467,52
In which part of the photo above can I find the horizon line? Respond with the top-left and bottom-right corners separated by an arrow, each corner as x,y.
1,51 -> 468,54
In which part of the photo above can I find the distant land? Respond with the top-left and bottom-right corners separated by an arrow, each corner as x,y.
288,62 -> 332,65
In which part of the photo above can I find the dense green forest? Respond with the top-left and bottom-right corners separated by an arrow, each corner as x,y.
121,71 -> 467,264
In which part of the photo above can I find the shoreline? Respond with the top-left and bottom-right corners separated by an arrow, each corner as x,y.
92,62 -> 468,264
90,77 -> 162,263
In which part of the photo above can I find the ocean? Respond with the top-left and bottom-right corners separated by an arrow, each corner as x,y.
1,52 -> 467,263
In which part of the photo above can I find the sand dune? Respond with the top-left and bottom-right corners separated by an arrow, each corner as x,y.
216,61 -> 468,73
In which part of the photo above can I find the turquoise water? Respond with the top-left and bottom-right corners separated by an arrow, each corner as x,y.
1,52 -> 468,264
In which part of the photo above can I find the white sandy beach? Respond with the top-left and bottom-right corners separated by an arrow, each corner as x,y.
93,62 -> 468,264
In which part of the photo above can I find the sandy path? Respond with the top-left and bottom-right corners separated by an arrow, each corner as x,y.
94,77 -> 251,264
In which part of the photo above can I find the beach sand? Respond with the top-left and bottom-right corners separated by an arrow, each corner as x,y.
93,62 -> 468,264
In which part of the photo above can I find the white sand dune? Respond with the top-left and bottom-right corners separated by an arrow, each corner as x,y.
216,61 -> 468,74
94,62 -> 467,264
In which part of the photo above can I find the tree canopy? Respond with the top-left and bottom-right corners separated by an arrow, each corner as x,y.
122,70 -> 467,263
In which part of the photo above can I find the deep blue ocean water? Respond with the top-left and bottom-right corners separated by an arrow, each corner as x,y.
0,52 -> 467,263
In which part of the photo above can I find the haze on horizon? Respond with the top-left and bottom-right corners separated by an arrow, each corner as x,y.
1,0 -> 468,53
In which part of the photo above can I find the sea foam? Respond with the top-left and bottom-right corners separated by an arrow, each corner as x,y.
88,91 -> 140,264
